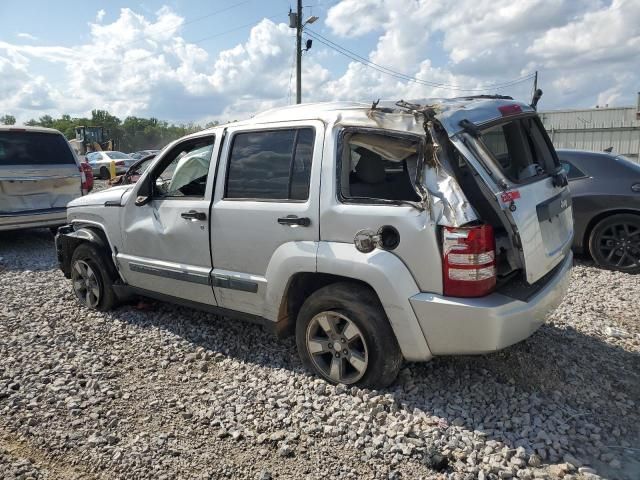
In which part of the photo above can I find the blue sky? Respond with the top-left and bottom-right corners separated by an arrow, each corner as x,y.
0,0 -> 638,124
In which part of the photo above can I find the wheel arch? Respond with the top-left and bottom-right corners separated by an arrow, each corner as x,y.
276,272 -> 378,337
59,223 -> 119,279
583,209 -> 640,256
275,242 -> 433,362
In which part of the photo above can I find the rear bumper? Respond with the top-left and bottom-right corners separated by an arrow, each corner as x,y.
0,207 -> 67,231
410,252 -> 573,355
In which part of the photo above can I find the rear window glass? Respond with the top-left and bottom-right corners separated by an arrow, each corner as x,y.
480,117 -> 557,183
0,132 -> 75,166
615,155 -> 640,173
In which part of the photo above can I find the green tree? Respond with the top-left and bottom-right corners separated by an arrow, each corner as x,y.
16,110 -> 207,151
0,114 -> 16,125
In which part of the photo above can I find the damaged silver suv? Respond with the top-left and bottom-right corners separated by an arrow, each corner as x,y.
55,96 -> 573,388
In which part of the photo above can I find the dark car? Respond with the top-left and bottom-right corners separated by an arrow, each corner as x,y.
557,149 -> 640,273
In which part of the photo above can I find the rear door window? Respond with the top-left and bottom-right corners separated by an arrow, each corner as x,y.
0,131 -> 76,166
225,128 -> 315,200
480,117 -> 558,183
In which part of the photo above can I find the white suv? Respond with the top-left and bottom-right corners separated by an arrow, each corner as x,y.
55,97 -> 573,388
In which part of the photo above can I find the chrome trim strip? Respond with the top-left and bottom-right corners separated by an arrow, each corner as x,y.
129,262 -> 211,285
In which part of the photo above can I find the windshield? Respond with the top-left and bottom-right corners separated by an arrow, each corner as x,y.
106,151 -> 130,159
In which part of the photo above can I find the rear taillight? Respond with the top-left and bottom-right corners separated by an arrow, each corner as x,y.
442,224 -> 496,297
115,160 -> 125,166
79,162 -> 94,194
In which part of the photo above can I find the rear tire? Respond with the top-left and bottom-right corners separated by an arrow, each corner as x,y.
70,243 -> 118,311
296,282 -> 402,389
588,213 -> 640,274
100,166 -> 110,180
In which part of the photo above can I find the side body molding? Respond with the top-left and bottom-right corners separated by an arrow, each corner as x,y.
316,242 -> 432,362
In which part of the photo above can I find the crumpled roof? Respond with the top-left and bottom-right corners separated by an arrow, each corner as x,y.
218,97 -> 535,137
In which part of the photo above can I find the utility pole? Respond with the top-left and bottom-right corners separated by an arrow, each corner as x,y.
296,0 -> 302,104
289,4 -> 317,104
531,70 -> 543,110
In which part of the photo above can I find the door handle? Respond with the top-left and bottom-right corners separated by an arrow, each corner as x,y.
181,210 -> 207,221
277,215 -> 311,227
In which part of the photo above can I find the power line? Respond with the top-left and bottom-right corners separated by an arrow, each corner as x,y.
110,0 -> 257,53
306,29 -> 534,91
116,16 -> 280,67
181,0 -> 255,28
305,29 -> 535,92
306,29 -> 535,90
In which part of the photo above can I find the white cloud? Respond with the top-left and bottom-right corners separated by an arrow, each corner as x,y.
0,9 -> 327,123
325,0 -> 386,37
16,33 -> 38,41
0,1 -> 638,124
323,0 -> 640,109
96,9 -> 106,23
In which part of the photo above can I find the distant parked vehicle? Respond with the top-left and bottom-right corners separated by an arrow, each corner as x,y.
86,151 -> 131,179
557,149 -> 640,273
0,126 -> 92,231
129,150 -> 160,161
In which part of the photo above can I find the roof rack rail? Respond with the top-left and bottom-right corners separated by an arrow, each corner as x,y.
458,94 -> 514,100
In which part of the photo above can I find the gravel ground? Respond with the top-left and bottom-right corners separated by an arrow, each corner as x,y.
0,229 -> 638,480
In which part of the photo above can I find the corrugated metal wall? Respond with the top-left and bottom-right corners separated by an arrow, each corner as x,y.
539,103 -> 640,161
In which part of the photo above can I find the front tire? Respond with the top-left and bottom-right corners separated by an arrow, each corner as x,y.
70,243 -> 118,311
588,214 -> 640,274
296,282 -> 402,389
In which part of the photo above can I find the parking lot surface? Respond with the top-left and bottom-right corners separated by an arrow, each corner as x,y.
0,229 -> 638,480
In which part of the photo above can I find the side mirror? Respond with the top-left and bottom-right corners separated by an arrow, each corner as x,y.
134,176 -> 152,206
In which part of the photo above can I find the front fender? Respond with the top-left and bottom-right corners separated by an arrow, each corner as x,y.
55,226 -> 108,278
316,242 -> 432,362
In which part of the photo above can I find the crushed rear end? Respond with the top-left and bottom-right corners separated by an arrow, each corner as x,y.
393,97 -> 574,354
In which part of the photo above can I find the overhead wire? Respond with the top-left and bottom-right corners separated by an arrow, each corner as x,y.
115,15 -> 281,67
305,28 -> 535,92
107,0 -> 257,53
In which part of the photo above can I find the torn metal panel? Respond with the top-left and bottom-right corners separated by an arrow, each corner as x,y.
421,122 -> 479,227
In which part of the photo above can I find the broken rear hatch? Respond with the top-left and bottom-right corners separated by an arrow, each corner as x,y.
443,101 -> 573,284
0,130 -> 81,219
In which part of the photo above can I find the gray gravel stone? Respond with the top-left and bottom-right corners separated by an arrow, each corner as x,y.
1,231 -> 638,479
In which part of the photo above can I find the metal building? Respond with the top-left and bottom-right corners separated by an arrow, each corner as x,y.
539,93 -> 640,161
